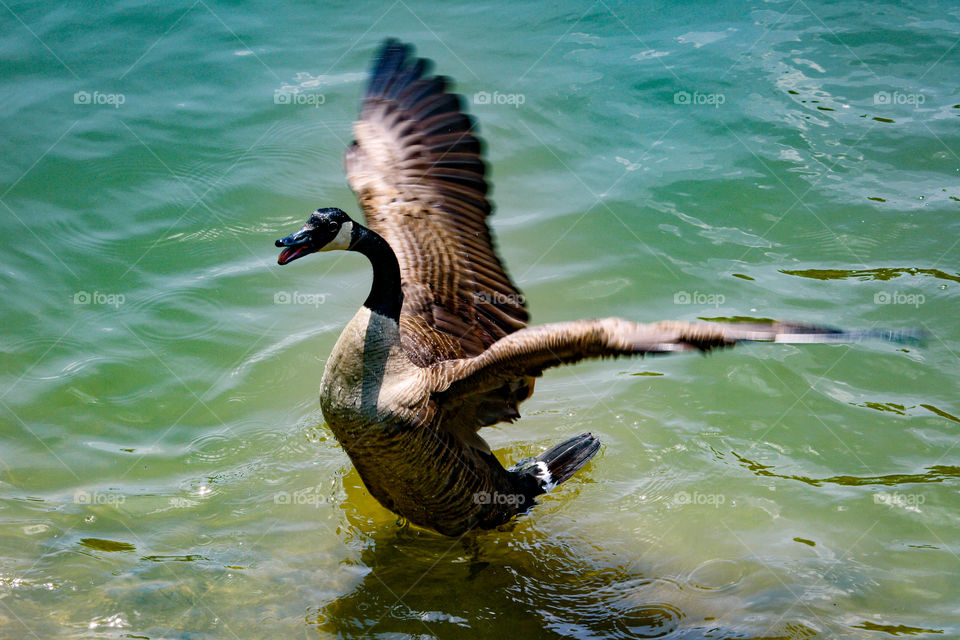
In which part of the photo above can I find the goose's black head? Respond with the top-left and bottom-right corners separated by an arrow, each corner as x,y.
275,208 -> 355,265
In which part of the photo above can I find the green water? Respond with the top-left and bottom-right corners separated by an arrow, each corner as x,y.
2,1 -> 958,637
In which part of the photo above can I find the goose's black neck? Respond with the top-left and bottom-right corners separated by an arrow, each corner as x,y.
350,223 -> 403,322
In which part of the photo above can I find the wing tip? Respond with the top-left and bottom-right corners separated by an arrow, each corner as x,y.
366,42 -> 463,119
771,323 -> 927,346
368,39 -> 415,98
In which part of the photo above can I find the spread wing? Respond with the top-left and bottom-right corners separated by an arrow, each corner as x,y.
430,320 -> 912,401
346,39 -> 528,366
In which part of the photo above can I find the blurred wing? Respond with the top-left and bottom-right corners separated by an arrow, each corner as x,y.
431,320 -> 902,400
346,39 -> 528,366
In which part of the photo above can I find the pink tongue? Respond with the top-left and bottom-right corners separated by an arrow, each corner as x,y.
278,246 -> 306,265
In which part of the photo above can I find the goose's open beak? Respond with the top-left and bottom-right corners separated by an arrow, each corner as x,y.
275,228 -> 315,265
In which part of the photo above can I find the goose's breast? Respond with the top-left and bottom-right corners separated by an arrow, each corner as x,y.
319,307 -> 430,432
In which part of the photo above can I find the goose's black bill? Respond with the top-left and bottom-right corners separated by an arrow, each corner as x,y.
275,229 -> 314,265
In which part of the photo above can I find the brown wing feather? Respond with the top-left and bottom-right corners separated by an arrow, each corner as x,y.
431,320 -> 861,401
346,39 -> 528,366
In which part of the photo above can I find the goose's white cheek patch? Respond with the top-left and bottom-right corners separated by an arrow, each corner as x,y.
321,221 -> 353,252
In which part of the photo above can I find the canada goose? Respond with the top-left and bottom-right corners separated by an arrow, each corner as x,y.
275,39 -> 917,537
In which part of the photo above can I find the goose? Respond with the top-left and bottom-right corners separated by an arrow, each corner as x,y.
275,39 -> 916,537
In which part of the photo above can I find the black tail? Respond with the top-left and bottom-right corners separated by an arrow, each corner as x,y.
512,433 -> 601,496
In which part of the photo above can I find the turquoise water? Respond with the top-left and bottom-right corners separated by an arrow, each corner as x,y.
2,0 -> 959,637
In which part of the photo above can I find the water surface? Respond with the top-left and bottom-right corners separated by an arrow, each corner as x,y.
1,1 -> 958,638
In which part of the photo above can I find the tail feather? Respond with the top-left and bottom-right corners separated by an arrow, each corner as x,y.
512,433 -> 601,496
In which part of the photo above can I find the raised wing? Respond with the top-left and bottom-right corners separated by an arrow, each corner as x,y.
346,39 -> 528,366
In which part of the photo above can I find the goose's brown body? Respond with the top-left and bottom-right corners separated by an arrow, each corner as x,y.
320,307 -> 524,535
274,40 -> 908,536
